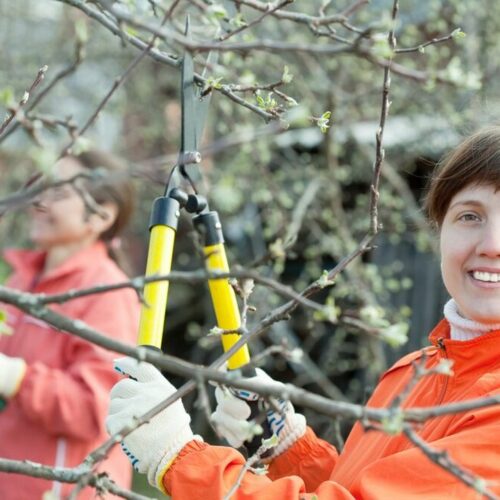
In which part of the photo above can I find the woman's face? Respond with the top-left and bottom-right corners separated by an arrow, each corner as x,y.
440,183 -> 500,323
29,157 -> 106,250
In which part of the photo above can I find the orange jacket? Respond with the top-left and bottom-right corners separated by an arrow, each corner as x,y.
164,320 -> 500,499
0,242 -> 140,500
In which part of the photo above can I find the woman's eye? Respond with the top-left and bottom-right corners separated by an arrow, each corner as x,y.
458,213 -> 480,222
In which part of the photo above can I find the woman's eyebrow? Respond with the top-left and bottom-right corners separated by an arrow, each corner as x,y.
448,199 -> 483,211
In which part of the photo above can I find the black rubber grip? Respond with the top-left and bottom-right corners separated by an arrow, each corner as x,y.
242,399 -> 275,458
235,365 -> 275,458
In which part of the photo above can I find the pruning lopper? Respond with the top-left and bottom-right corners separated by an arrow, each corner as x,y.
137,19 -> 250,369
136,17 -> 274,455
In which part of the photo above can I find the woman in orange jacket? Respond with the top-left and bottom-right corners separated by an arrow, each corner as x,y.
107,127 -> 500,499
0,151 -> 140,499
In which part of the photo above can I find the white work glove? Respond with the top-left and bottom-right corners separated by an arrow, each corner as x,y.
0,353 -> 26,399
106,357 -> 202,489
211,368 -> 306,460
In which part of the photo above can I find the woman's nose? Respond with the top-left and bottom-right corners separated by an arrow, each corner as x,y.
476,220 -> 500,257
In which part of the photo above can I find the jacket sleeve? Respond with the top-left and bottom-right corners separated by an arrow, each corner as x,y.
163,404 -> 500,499
267,427 -> 339,490
163,427 -> 345,500
15,288 -> 139,440
163,440 -> 352,500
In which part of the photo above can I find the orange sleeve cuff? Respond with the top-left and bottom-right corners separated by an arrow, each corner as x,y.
269,427 -> 317,477
162,439 -> 209,494
268,426 -> 339,491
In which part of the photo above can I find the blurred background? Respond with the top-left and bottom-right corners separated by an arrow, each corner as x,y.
1,0 -> 500,495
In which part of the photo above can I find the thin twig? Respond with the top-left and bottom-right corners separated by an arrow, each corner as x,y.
237,0 -> 347,26
0,65 -> 48,137
368,0 -> 398,235
54,0 -> 274,121
339,0 -> 370,18
60,0 -> 180,156
0,40 -> 84,144
34,269 -> 322,312
396,31 -> 457,54
0,459 -> 150,500
223,445 -> 268,499
219,0 -> 293,42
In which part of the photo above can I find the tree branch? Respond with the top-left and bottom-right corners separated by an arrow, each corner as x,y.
0,459 -> 151,500
0,65 -> 48,137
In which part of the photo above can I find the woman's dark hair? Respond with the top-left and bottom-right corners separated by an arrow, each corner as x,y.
68,149 -> 135,273
425,126 -> 500,227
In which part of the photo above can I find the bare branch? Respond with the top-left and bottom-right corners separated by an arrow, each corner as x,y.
396,30 -> 458,54
31,269 -> 322,311
339,0 -> 370,18
219,0 -> 293,42
54,0 -> 275,121
283,177 -> 322,248
0,459 -> 151,500
60,0 -> 179,156
0,65 -> 48,137
368,0 -> 398,235
0,40 -> 84,144
2,283 -> 498,425
237,0 -> 348,26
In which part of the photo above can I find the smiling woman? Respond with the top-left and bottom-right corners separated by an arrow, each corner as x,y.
0,150 -> 140,499
104,127 -> 500,499
425,127 -> 500,326
30,156 -> 119,272
30,151 -> 134,275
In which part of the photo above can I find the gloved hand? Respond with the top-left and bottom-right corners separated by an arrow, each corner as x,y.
0,353 -> 26,399
106,357 -> 202,490
211,368 -> 306,460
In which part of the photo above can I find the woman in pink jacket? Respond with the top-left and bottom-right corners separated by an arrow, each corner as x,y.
0,151 -> 140,499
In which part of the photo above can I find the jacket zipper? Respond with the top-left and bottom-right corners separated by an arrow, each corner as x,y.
436,337 -> 450,405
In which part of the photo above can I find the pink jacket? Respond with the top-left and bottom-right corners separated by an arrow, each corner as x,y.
0,242 -> 140,500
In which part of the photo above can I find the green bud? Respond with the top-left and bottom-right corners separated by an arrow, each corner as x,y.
380,323 -> 409,348
208,326 -> 224,336
381,410 -> 404,435
0,309 -> 13,336
72,136 -> 92,156
282,65 -> 293,84
451,28 -> 466,40
208,4 -> 228,20
75,19 -> 88,44
434,359 -> 454,376
0,87 -> 14,107
317,110 -> 332,133
261,433 -> 279,449
317,270 -> 334,289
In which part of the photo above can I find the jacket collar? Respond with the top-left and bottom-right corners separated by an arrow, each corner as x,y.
3,241 -> 109,284
429,318 -> 500,374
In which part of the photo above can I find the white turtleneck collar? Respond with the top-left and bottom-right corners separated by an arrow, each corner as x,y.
443,299 -> 500,341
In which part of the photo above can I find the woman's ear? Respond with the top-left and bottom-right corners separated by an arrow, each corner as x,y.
88,202 -> 119,236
